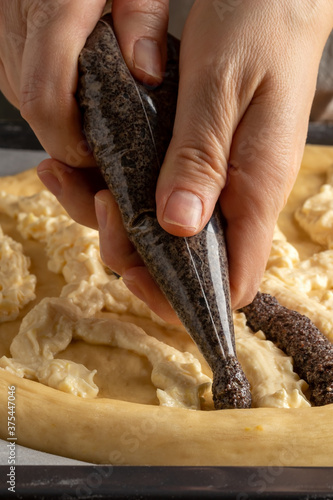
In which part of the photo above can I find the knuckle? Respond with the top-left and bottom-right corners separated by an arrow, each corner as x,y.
20,74 -> 65,135
116,0 -> 169,31
123,0 -> 168,17
173,142 -> 227,193
20,75 -> 49,124
141,0 -> 169,21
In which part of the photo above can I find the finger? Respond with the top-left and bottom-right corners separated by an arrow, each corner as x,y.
95,189 -> 143,273
123,266 -> 180,324
112,0 -> 169,85
155,20 -> 249,237
37,159 -> 106,229
155,76 -> 233,237
222,82 -> 312,310
95,189 -> 179,323
20,0 -> 105,167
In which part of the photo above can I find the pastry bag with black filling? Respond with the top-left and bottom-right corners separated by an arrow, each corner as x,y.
78,14 -> 251,409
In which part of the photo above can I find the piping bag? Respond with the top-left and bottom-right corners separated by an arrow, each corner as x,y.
77,14 -> 251,409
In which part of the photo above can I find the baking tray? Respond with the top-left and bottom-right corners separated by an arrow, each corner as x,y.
0,466 -> 333,499
307,122 -> 333,145
0,113 -> 332,498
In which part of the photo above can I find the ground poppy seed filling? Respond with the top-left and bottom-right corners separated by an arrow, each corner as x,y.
77,14 -> 251,409
241,292 -> 333,406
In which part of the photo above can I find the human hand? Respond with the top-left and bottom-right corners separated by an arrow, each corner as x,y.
0,0 -> 109,167
152,0 -> 333,311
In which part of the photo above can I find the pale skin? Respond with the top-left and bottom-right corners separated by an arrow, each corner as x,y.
0,0 -> 332,323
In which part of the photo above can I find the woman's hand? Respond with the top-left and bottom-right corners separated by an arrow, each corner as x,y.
96,0 -> 333,316
153,0 -> 333,310
0,0 -> 170,165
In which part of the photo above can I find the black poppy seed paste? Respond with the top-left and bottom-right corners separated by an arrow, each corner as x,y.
78,15 -> 251,409
241,292 -> 333,406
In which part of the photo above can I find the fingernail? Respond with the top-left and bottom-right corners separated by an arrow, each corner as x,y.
163,190 -> 203,230
122,274 -> 146,303
38,169 -> 62,198
134,38 -> 162,81
95,195 -> 108,230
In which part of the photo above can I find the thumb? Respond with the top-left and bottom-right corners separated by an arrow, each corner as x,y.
156,63 -> 237,237
112,0 -> 169,86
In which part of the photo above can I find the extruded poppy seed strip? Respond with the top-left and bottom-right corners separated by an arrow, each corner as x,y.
77,15 -> 251,409
240,292 -> 333,406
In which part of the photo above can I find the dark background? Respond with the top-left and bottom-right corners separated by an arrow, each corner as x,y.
0,92 -> 43,149
0,90 -> 332,150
